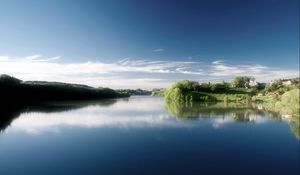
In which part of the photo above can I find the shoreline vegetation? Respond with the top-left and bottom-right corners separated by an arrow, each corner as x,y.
162,76 -> 300,117
116,89 -> 151,96
0,74 -> 129,104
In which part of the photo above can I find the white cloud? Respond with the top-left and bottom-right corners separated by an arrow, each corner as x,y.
153,48 -> 164,52
212,60 -> 224,65
210,61 -> 298,81
0,56 -> 9,61
0,55 -> 298,89
26,54 -> 42,60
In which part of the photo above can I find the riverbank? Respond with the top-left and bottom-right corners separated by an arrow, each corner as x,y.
163,79 -> 300,117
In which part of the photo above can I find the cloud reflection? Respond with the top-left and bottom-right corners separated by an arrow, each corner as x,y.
4,97 -> 273,135
5,97 -> 184,135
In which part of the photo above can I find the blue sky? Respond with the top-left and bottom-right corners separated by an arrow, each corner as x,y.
0,0 -> 299,89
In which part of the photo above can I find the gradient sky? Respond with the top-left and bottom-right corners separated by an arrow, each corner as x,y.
0,0 -> 299,89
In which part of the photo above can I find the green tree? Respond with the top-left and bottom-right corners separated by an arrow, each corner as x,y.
210,84 -> 217,92
173,80 -> 199,91
231,76 -> 251,88
265,80 -> 282,92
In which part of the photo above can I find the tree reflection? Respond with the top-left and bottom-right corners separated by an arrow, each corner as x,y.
164,100 -> 299,139
164,101 -> 270,120
0,104 -> 24,133
0,99 -> 118,132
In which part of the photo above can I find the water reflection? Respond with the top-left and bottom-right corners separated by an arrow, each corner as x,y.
0,104 -> 24,132
1,97 -> 184,134
0,97 -> 299,139
0,99 -> 118,133
165,100 -> 299,139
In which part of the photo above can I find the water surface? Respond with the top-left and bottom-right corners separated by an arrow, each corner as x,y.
0,96 -> 299,175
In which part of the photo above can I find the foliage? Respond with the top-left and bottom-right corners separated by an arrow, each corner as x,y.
117,89 -> 151,95
164,80 -> 195,102
231,76 -> 251,88
151,88 -> 165,96
164,80 -> 253,103
265,80 -> 282,92
172,80 -> 199,91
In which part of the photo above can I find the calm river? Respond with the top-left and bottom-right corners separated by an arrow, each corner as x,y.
0,96 -> 299,175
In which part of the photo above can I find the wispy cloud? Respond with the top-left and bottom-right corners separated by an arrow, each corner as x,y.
26,54 -> 42,60
153,48 -> 164,52
5,55 -> 61,62
210,60 -> 298,80
25,55 -> 61,62
212,60 -> 225,65
0,55 -> 298,89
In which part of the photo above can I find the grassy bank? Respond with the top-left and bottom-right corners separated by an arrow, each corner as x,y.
253,89 -> 300,117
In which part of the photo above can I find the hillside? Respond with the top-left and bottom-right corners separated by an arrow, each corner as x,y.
0,74 -> 129,103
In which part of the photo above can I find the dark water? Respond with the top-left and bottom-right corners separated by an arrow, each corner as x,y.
0,96 -> 299,175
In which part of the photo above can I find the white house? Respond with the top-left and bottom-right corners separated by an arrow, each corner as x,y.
281,79 -> 292,85
249,78 -> 258,87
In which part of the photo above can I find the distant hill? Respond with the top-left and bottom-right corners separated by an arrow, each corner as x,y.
0,74 -> 129,103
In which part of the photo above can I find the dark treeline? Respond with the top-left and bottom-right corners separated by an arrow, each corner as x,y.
0,74 -> 129,104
